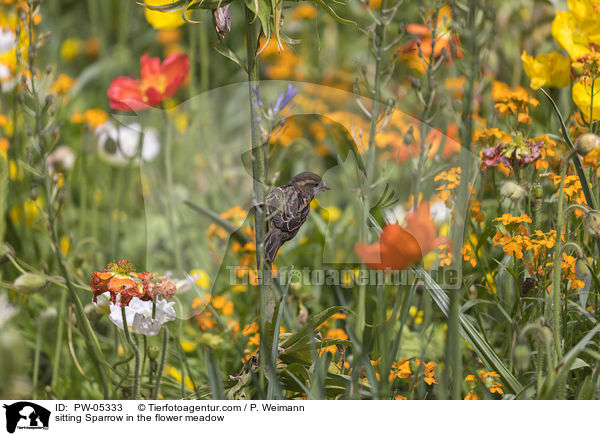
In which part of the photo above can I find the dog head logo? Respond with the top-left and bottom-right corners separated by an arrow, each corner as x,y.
3,402 -> 50,433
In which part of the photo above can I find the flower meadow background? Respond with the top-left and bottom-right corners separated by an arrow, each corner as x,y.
3,0 -> 600,401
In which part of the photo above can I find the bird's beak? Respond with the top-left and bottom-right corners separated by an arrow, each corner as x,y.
319,181 -> 331,192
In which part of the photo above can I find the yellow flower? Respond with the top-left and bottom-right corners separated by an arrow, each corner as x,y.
180,340 -> 196,353
190,269 -> 210,289
521,51 -> 571,89
60,236 -> 70,256
292,4 -> 316,19
552,11 -> 591,60
573,78 -> 600,122
552,1 -> 600,60
144,0 -> 185,30
60,38 -> 81,63
464,391 -> 480,400
321,206 -> 342,222
163,364 -> 194,390
51,73 -> 75,94
71,108 -> 109,130
10,198 -> 43,227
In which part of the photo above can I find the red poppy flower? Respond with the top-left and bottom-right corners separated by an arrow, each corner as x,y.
90,260 -> 153,307
107,53 -> 189,111
354,202 -> 445,270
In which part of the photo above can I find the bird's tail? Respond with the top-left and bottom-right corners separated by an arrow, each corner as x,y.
264,228 -> 283,263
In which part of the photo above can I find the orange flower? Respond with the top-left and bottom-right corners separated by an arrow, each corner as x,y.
107,53 -> 189,111
90,260 -> 152,307
355,202 -> 444,270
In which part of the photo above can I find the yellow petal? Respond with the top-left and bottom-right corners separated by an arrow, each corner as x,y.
144,0 -> 185,29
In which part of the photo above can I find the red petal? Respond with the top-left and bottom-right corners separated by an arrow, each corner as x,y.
107,77 -> 147,111
140,53 -> 161,81
160,53 -> 189,98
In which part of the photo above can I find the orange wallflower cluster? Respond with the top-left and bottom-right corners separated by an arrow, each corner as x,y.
388,358 -> 438,386
551,174 -> 588,215
434,167 -> 482,221
259,38 -> 304,80
240,320 -> 286,363
71,108 -> 109,130
400,6 -> 461,73
492,81 -> 540,124
191,293 -> 237,332
464,370 -> 503,399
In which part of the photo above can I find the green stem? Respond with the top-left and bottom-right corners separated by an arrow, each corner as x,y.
51,290 -> 67,389
152,326 -> 169,400
551,152 -> 573,365
32,316 -> 43,399
164,114 -> 183,273
121,306 -> 140,399
244,5 -> 276,391
357,0 -> 389,340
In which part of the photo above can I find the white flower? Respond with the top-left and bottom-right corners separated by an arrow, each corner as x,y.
108,297 -> 175,336
0,28 -> 16,54
96,122 -> 160,166
0,292 -> 17,328
385,204 -> 408,226
93,291 -> 111,315
0,63 -> 15,92
430,201 -> 451,224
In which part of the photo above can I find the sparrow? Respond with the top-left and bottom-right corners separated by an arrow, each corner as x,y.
264,172 -> 330,263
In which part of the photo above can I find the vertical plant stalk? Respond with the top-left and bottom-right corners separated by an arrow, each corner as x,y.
21,1 -> 111,398
121,307 -> 141,399
152,326 -> 169,400
164,114 -> 183,273
51,291 -> 67,389
551,152 -> 573,366
39,90 -> 111,401
244,5 -> 277,388
445,0 -> 480,400
357,0 -> 390,340
32,317 -> 43,399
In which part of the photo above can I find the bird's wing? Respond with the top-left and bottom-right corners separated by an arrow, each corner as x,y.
267,186 -> 311,233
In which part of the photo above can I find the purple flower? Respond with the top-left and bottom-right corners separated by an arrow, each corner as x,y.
273,85 -> 297,114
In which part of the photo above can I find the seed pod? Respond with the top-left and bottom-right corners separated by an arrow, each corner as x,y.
0,242 -> 15,264
147,345 -> 160,360
583,210 -> 600,238
575,133 -> 600,156
575,257 -> 591,283
13,273 -> 49,295
531,182 -> 543,199
85,303 -> 102,322
513,344 -> 531,372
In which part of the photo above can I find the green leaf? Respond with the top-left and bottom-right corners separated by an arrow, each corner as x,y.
244,0 -> 271,41
416,266 -> 524,394
183,200 -> 250,244
538,323 -> 600,399
280,306 -> 348,349
0,155 -> 7,242
298,0 -> 355,25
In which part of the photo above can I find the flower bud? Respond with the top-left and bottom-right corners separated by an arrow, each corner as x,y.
500,181 -> 526,201
85,303 -> 102,322
575,257 -> 591,283
13,273 -> 48,295
531,182 -> 543,199
147,345 -> 160,360
583,210 -> 600,238
575,133 -> 600,156
0,242 -> 15,264
513,344 -> 530,371
93,292 -> 111,315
